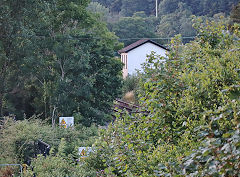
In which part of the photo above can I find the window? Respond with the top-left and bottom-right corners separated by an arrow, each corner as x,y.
126,55 -> 127,69
121,54 -> 128,69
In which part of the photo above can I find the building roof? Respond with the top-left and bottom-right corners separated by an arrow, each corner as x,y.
118,39 -> 169,54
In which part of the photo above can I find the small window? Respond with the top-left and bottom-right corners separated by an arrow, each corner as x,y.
126,55 -> 127,69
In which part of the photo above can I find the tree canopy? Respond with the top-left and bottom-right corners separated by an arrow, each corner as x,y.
111,12 -> 158,46
92,0 -> 239,46
0,0 -> 123,125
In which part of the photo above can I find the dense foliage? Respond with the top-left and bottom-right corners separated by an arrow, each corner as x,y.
230,2 -> 240,24
91,0 -> 239,45
0,0 -> 123,125
93,0 -> 239,16
0,117 -> 98,176
111,12 -> 158,46
1,1 -> 240,176
0,117 -> 98,164
86,20 -> 240,176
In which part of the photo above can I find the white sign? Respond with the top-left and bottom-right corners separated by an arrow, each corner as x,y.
78,147 -> 93,157
59,117 -> 74,128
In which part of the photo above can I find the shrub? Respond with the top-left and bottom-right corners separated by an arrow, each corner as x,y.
0,117 -> 98,165
87,19 -> 240,176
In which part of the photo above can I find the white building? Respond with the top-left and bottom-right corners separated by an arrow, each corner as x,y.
118,39 -> 169,78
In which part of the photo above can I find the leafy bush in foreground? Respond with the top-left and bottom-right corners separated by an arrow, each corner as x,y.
0,117 -> 98,165
87,20 -> 240,176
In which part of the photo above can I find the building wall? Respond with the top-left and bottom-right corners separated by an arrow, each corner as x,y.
127,42 -> 167,75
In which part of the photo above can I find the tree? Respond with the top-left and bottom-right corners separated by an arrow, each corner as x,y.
157,2 -> 196,41
120,0 -> 156,16
0,0 -> 46,116
87,2 -> 111,22
0,0 -> 123,125
93,0 -> 156,16
230,2 -> 240,24
112,12 -> 158,46
26,0 -> 123,125
158,0 -> 180,16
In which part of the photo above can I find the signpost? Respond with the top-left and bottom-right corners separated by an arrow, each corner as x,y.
59,117 -> 74,128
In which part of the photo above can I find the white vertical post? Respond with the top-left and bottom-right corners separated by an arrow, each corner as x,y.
156,0 -> 158,18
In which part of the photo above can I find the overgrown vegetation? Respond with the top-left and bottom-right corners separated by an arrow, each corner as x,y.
1,1 -> 240,176
122,74 -> 140,103
0,117 -> 98,164
0,117 -> 98,176
0,0 -> 123,126
85,20 -> 240,176
90,0 -> 239,45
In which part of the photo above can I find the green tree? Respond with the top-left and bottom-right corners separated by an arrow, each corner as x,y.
112,12 -> 158,46
93,0 -> 123,13
93,0 -> 156,16
158,0 -> 180,15
157,2 -> 196,41
230,2 -> 240,24
92,0 -> 114,8
87,2 -> 111,22
0,0 -> 39,117
120,0 -> 156,16
1,0 -> 123,125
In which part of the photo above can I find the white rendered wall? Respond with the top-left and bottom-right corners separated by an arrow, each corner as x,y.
127,42 -> 167,74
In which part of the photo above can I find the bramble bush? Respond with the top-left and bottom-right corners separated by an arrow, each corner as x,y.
87,19 -> 240,176
25,139 -> 98,177
0,116 -> 99,176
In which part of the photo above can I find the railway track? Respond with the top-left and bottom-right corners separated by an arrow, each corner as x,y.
113,99 -> 141,114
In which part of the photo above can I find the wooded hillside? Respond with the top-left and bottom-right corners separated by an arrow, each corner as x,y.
91,0 -> 239,45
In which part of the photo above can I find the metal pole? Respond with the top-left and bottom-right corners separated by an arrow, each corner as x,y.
156,0 -> 158,17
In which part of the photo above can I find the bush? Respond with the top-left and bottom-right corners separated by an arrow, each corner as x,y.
86,19 -> 240,176
0,117 -> 98,164
26,139 -> 98,177
122,74 -> 141,103
0,117 -> 50,164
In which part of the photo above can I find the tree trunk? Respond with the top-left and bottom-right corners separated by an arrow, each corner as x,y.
0,94 -> 3,116
51,105 -> 57,128
0,74 -> 6,117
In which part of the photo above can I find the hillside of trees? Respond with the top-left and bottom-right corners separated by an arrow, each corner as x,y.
93,0 -> 238,16
90,0 -> 239,45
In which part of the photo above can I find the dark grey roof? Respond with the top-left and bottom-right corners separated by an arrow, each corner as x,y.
118,39 -> 169,54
